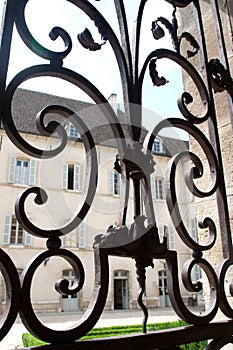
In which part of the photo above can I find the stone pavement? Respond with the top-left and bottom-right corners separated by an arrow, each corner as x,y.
0,306 -> 204,349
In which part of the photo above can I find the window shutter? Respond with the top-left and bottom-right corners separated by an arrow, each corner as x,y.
24,231 -> 32,246
78,221 -> 86,248
2,215 -> 11,245
29,158 -> 37,185
117,173 -> 121,195
62,163 -> 68,189
24,217 -> 32,246
61,218 -> 68,247
168,225 -> 176,250
158,224 -> 165,243
74,165 -> 80,191
8,155 -> 16,183
150,175 -> 155,198
108,170 -> 114,194
190,218 -> 197,241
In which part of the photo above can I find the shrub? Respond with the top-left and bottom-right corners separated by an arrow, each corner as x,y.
22,333 -> 47,347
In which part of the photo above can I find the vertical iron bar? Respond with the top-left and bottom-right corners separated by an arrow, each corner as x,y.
0,0 -> 16,117
132,0 -> 147,83
114,0 -> 141,141
114,0 -> 133,83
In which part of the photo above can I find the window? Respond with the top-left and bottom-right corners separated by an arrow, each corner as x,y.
153,138 -> 164,153
68,123 -> 80,138
109,170 -> 121,195
2,215 -> 32,246
62,164 -> 80,191
151,177 -> 164,200
62,221 -> 86,248
8,156 -> 37,185
155,179 -> 164,199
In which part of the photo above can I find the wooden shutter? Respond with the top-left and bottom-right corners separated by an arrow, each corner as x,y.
8,155 -> 16,183
74,165 -> 80,191
24,231 -> 32,246
62,163 -> 68,189
2,215 -> 11,245
29,158 -> 37,185
168,225 -> 176,250
78,221 -> 86,248
24,217 -> 32,246
190,218 -> 197,241
108,170 -> 114,194
158,224 -> 165,243
116,173 -> 121,195
150,175 -> 155,199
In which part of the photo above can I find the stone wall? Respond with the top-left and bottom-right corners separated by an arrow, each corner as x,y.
178,0 -> 233,306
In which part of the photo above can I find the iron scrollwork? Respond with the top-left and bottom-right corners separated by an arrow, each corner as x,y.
0,0 -> 232,348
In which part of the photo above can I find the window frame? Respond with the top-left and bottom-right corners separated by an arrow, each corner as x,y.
153,138 -> 164,154
8,155 -> 37,186
151,177 -> 164,200
62,163 -> 81,191
62,221 -> 86,249
2,214 -> 32,246
68,123 -> 80,139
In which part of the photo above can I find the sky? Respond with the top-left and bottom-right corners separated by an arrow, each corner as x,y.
0,0 -> 187,138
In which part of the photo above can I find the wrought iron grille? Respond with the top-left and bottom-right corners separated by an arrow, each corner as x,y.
0,0 -> 232,349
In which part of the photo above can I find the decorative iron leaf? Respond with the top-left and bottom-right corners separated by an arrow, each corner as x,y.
78,28 -> 106,51
165,0 -> 193,8
151,21 -> 165,40
208,58 -> 232,93
156,17 -> 174,37
179,32 -> 200,58
149,59 -> 169,87
152,17 -> 179,52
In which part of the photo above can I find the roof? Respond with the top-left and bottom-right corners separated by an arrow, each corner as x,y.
2,88 -> 188,156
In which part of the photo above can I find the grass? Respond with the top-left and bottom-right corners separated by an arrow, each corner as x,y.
22,320 -> 208,349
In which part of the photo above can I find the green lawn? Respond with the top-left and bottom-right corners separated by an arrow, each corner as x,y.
22,320 -> 207,349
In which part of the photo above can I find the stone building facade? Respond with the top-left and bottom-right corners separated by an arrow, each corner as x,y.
0,88 -> 197,313
179,0 -> 233,300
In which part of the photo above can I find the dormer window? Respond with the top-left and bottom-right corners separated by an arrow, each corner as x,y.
68,123 -> 80,139
153,138 -> 164,153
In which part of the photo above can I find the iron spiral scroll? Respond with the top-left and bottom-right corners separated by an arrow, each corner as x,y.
0,0 -> 232,348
